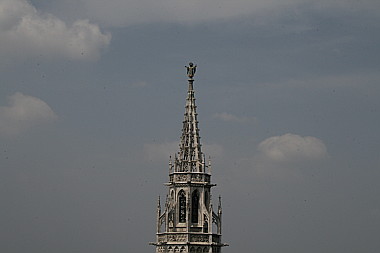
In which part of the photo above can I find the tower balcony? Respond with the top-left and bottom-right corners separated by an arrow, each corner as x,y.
155,232 -> 222,245
169,172 -> 211,184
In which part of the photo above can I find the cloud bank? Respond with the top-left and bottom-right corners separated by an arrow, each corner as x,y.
0,0 -> 111,62
0,92 -> 57,136
78,0 -> 380,27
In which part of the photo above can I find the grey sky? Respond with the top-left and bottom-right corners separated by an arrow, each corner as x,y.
1,0 -> 379,252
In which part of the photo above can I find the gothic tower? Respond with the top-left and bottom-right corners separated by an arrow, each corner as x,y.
151,63 -> 227,253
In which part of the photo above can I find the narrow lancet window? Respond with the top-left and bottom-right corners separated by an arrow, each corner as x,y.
191,190 -> 199,223
179,191 -> 186,222
203,214 -> 208,233
204,191 -> 209,210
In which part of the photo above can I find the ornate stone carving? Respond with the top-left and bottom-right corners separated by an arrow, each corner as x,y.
158,235 -> 166,243
167,234 -> 187,242
190,234 -> 209,242
191,174 -> 203,182
176,174 -> 188,181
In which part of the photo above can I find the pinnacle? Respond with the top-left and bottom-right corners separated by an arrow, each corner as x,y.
174,63 -> 205,173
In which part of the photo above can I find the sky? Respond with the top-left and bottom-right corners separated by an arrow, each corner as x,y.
0,0 -> 380,252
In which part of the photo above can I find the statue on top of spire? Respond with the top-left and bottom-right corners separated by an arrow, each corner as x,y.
186,62 -> 197,79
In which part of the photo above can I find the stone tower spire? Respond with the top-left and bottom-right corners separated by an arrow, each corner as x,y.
176,63 -> 204,173
150,63 -> 227,253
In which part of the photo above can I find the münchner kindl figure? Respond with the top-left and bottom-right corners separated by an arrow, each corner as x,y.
186,62 -> 197,79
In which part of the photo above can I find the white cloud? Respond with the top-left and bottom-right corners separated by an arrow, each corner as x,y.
0,92 -> 57,136
76,0 -> 380,27
144,141 -> 223,162
242,134 -> 328,181
213,112 -> 254,123
0,0 -> 111,62
257,133 -> 327,163
80,0 -> 293,27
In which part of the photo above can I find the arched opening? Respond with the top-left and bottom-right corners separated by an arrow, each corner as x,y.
212,221 -> 218,234
168,210 -> 174,228
204,191 -> 209,210
178,190 -> 186,223
191,190 -> 199,223
159,217 -> 165,233
203,214 -> 208,233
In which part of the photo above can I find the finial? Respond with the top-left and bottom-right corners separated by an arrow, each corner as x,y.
169,156 -> 172,172
185,62 -> 197,79
208,156 -> 212,174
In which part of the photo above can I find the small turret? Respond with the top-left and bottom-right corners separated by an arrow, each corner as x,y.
218,196 -> 222,214
156,196 -> 161,233
218,196 -> 223,235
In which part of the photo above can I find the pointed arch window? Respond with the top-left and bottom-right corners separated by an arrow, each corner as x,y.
191,190 -> 199,223
203,214 -> 208,233
204,191 -> 209,210
179,191 -> 186,223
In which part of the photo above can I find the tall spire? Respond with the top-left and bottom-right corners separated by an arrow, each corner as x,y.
175,62 -> 204,173
151,63 -> 227,252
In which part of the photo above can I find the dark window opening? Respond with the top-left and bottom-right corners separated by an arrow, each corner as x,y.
192,190 -> 199,223
179,191 -> 186,222
204,191 -> 209,209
